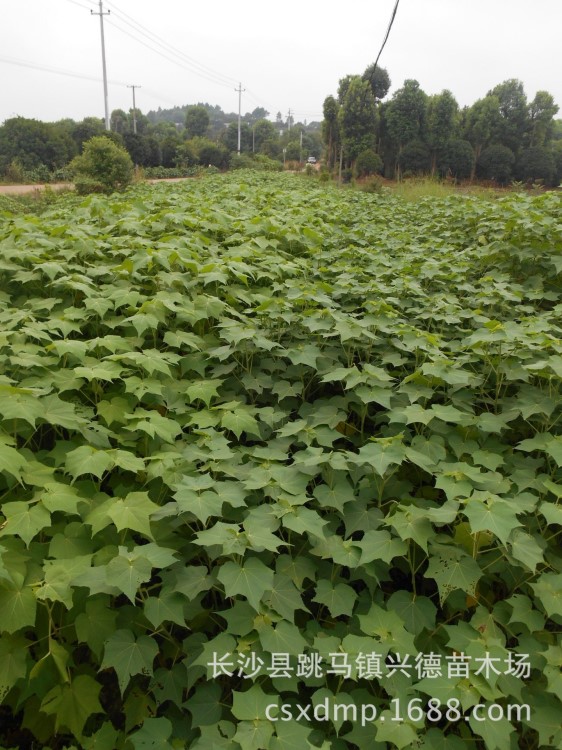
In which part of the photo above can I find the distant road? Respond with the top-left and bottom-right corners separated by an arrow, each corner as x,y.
0,178 -> 195,196
0,182 -> 71,195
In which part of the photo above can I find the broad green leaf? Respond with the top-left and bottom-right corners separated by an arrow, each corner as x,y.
65,446 -> 113,481
107,491 -> 159,538
531,573 -> 562,620
0,501 -> 51,546
106,551 -> 153,603
463,492 -> 522,546
185,681 -> 223,726
258,621 -> 308,655
129,717 -> 174,750
0,633 -> 29,701
40,674 -> 103,738
231,684 -> 279,721
101,629 -> 158,695
221,409 -> 260,439
312,579 -> 357,618
425,546 -> 483,605
0,441 -> 29,482
144,590 -> 186,628
217,557 -> 274,612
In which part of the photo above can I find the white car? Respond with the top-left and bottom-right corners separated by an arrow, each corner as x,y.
307,156 -> 317,164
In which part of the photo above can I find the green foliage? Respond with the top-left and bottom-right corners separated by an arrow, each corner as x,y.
362,64 -> 391,101
69,135 -> 134,194
438,139 -> 475,180
515,146 -> 557,186
338,77 -> 378,163
477,143 -> 515,184
399,139 -> 431,175
184,105 -> 210,138
354,149 -> 383,177
0,173 -> 561,749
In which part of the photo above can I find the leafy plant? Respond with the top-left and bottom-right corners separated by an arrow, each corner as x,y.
69,135 -> 134,194
0,173 -> 560,749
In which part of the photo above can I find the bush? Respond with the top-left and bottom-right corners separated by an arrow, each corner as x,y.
399,140 -> 431,175
477,144 -> 515,185
355,149 -> 383,177
515,147 -> 557,186
69,136 -> 134,194
438,139 -> 474,180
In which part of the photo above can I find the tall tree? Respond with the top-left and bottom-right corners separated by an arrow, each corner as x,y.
184,106 -> 210,138
322,95 -> 340,170
528,91 -> 559,147
426,90 -> 459,174
385,79 -> 427,176
488,79 -> 528,153
463,95 -> 502,177
338,77 -> 378,167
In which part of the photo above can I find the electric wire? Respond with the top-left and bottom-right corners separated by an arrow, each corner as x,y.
104,0 -> 239,88
366,0 -> 400,90
0,54 -> 127,87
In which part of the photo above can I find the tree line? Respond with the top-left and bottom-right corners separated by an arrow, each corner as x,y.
0,104 -> 322,183
322,65 -> 562,185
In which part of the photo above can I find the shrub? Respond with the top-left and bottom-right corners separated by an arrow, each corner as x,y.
438,139 -> 474,180
355,149 -> 383,177
399,140 -> 431,175
515,147 -> 557,186
477,144 -> 515,185
69,136 -> 134,194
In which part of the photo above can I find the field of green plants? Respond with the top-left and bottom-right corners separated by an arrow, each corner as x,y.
0,173 -> 561,749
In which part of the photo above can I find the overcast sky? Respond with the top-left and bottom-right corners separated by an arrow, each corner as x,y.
1,0 -> 561,125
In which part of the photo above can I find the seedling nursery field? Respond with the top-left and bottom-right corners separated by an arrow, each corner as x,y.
0,172 -> 561,750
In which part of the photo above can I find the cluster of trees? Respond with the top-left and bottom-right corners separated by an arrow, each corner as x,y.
322,66 -> 562,185
0,102 -> 322,182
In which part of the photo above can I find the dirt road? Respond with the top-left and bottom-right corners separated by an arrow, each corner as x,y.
0,183 -> 71,195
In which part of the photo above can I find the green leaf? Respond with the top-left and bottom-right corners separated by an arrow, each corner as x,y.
425,545 -> 483,605
65,446 -> 113,481
75,598 -> 118,659
0,579 -> 37,633
106,550 -> 153,603
265,573 -> 307,621
0,441 -> 28,481
217,557 -> 274,612
107,491 -> 159,539
101,629 -> 158,695
312,579 -> 357,618
144,590 -> 186,628
531,573 -> 562,620
185,681 -> 223,726
258,621 -> 308,655
186,378 -> 223,406
40,674 -> 103,738
0,501 -> 51,546
129,717 -> 174,750
231,684 -> 278,721
0,633 -> 29,701
463,492 -> 522,546
221,409 -> 261,439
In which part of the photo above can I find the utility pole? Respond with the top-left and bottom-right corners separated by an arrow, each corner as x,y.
91,0 -> 110,130
235,82 -> 245,154
127,85 -> 141,134
287,108 -> 293,132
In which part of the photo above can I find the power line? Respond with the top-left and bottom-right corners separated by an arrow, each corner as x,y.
366,0 -> 400,91
105,16 -> 234,90
104,0 -> 239,88
0,54 -> 127,87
